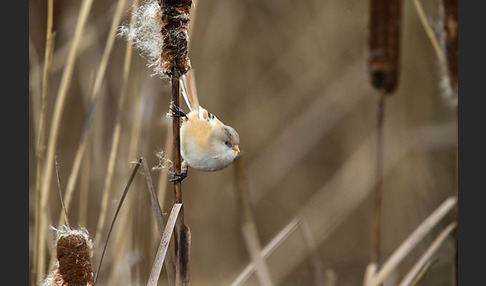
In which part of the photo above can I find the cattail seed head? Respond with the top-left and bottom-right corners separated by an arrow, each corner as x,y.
159,0 -> 192,77
119,0 -> 192,78
43,226 -> 95,286
367,0 -> 403,94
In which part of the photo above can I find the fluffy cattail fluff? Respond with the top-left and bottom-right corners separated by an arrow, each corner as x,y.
42,226 -> 95,286
367,0 -> 403,94
119,0 -> 192,78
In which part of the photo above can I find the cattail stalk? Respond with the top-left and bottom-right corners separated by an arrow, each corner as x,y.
171,73 -> 191,285
371,90 -> 386,265
120,0 -> 193,283
442,0 -> 458,90
159,0 -> 193,284
367,0 -> 403,266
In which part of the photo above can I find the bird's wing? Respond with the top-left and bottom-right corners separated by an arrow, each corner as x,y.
198,106 -> 224,125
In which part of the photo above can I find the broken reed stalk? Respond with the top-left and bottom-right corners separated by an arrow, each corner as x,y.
148,203 -> 183,286
33,1 -> 55,283
367,0 -> 402,266
233,156 -> 274,286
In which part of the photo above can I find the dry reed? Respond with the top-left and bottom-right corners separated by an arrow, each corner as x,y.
366,197 -> 456,286
148,203 -> 183,286
398,221 -> 457,286
33,0 -> 55,283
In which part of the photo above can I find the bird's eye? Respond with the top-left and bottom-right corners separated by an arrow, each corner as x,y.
224,141 -> 232,147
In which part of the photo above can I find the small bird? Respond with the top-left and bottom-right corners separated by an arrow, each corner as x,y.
170,69 -> 240,181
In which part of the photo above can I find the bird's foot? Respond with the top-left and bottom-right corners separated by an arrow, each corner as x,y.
169,166 -> 188,183
169,104 -> 188,119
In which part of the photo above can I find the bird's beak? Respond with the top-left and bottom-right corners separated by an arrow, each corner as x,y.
232,145 -> 240,152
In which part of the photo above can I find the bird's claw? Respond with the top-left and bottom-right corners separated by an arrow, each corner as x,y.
169,167 -> 188,183
169,104 -> 188,119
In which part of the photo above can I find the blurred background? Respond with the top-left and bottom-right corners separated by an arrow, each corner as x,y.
29,0 -> 457,285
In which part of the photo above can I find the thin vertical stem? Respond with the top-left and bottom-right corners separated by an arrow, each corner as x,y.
172,74 -> 182,204
171,73 -> 190,286
371,90 -> 386,265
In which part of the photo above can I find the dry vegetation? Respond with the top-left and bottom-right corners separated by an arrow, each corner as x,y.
29,0 -> 457,285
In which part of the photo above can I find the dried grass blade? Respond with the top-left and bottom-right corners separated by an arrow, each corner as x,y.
94,158 -> 142,283
412,0 -> 448,77
398,221 -> 457,286
231,218 -> 301,286
368,197 -> 457,286
33,1 -> 55,283
148,203 -> 183,286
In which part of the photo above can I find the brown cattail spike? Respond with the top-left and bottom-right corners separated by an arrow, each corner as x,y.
367,0 -> 403,94
442,0 -> 458,90
43,227 -> 95,286
159,0 -> 193,77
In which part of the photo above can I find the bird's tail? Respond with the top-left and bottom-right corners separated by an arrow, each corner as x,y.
180,69 -> 199,111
